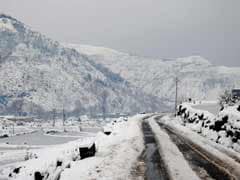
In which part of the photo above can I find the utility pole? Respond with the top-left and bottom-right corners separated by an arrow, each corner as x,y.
61,84 -> 66,127
52,108 -> 56,127
12,123 -> 14,135
62,106 -> 66,126
175,77 -> 179,116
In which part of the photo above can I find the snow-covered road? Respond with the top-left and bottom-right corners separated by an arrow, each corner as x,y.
2,114 -> 240,180
140,120 -> 170,180
145,115 -> 240,180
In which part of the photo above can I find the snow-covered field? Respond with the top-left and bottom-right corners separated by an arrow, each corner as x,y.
191,101 -> 220,115
0,115 -> 146,180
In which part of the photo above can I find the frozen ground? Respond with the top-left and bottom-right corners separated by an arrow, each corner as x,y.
0,131 -> 81,146
192,101 -> 220,115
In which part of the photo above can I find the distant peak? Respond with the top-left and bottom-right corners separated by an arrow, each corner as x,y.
0,14 -> 19,22
65,44 -> 126,56
176,56 -> 211,66
0,14 -> 18,32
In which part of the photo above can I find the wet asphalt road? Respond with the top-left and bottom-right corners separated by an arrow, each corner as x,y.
156,118 -> 238,180
142,121 -> 171,180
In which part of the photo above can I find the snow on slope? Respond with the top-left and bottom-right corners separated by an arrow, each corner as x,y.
69,44 -> 240,106
0,18 -> 16,32
0,14 -> 165,116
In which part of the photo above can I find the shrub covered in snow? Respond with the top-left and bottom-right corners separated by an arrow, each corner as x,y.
3,138 -> 95,180
218,90 -> 240,109
177,103 -> 240,151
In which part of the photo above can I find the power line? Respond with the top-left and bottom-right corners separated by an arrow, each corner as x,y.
175,77 -> 179,116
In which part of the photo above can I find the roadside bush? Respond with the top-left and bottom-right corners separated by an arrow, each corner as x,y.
219,90 -> 239,109
177,103 -> 240,152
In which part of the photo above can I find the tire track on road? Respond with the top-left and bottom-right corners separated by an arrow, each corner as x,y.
136,120 -> 171,180
158,121 -> 237,180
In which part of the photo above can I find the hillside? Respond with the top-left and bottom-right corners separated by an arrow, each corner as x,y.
0,14 -> 164,117
69,44 -> 240,106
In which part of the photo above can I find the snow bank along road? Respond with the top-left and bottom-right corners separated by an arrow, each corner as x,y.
144,115 -> 240,180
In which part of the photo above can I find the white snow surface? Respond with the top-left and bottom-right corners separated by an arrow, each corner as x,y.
60,114 -> 145,180
0,114 -> 146,180
67,44 -> 126,57
219,104 -> 240,129
0,18 -> 16,32
177,103 -> 240,152
0,14 -> 164,115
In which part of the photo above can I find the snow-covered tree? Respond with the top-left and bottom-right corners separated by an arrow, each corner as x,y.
219,90 -> 239,108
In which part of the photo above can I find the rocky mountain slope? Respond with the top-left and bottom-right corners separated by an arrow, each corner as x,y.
0,14 -> 164,117
69,44 -> 240,106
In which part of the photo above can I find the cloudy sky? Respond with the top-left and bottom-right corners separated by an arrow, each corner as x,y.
1,0 -> 240,66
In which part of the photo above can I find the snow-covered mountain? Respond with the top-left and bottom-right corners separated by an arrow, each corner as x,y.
69,44 -> 240,105
0,14 -> 164,117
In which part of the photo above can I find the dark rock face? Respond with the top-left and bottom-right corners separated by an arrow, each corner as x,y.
79,143 -> 96,159
13,167 -> 21,174
212,116 -> 228,132
237,105 -> 240,112
34,171 -> 44,180
104,131 -> 112,135
56,160 -> 62,167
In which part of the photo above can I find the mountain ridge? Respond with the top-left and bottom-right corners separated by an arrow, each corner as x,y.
0,14 -> 165,117
67,44 -> 240,105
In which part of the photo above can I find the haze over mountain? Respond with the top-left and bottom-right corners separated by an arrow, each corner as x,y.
68,44 -> 240,106
2,0 -> 240,66
0,14 -> 164,117
1,14 -> 240,118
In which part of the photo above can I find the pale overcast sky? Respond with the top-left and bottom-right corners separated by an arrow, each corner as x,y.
1,0 -> 240,66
